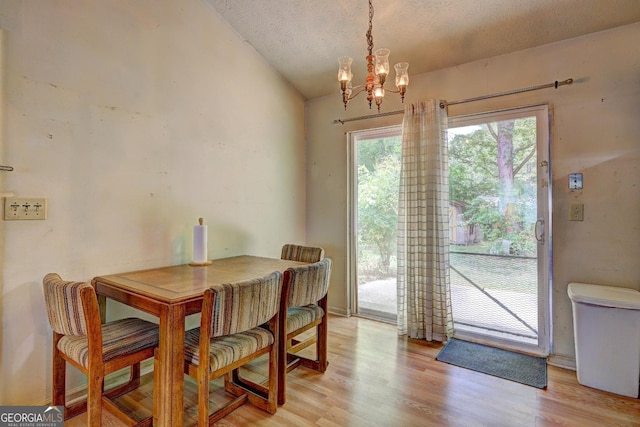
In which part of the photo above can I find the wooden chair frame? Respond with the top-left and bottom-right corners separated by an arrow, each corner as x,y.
182,281 -> 280,426
280,293 -> 328,369
277,259 -> 331,405
49,284 -> 155,426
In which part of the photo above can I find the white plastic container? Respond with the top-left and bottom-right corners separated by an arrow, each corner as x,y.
568,282 -> 640,398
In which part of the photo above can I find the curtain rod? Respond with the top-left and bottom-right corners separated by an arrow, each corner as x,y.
332,78 -> 573,125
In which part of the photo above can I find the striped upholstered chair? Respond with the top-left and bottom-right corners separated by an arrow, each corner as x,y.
278,257 -> 332,405
183,271 -> 282,426
280,243 -> 325,263
42,273 -> 159,426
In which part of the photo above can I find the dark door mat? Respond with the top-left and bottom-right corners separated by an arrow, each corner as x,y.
436,338 -> 547,389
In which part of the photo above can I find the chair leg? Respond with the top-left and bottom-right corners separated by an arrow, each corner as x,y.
199,372 -> 248,425
225,361 -> 276,415
292,322 -> 328,372
128,362 -> 142,388
87,371 -> 104,426
279,318 -> 329,405
52,343 -> 66,408
266,344 -> 278,414
198,369 -> 210,427
53,335 -> 87,420
317,317 -> 328,373
277,331 -> 287,405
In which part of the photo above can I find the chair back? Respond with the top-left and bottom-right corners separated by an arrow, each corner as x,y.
281,244 -> 325,263
208,271 -> 282,337
284,258 -> 332,308
43,273 -> 93,336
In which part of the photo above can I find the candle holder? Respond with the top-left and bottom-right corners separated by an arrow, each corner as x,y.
189,261 -> 212,266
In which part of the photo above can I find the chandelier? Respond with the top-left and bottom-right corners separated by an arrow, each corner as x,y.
338,0 -> 409,112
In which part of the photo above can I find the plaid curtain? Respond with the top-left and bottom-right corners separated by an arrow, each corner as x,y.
396,100 -> 454,342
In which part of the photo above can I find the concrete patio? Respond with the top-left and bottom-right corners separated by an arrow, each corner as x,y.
358,277 -> 538,345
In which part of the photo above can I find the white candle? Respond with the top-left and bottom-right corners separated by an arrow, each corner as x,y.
193,218 -> 208,264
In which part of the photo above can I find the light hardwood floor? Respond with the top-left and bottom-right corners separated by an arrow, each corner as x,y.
66,315 -> 640,426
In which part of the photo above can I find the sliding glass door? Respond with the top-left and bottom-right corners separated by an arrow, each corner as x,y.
348,105 -> 551,356
448,105 -> 550,355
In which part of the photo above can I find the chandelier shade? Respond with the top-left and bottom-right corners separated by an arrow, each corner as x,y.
338,0 -> 409,111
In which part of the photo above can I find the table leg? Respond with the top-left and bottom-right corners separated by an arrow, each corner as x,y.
97,295 -> 107,323
154,304 -> 185,427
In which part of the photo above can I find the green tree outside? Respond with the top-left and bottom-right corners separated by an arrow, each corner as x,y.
356,117 -> 538,279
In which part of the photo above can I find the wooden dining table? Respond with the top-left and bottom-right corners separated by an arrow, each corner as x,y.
91,255 -> 306,427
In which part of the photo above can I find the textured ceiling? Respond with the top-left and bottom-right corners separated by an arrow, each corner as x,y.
205,0 -> 640,100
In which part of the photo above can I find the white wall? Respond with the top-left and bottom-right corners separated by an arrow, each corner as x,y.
2,2 -> 638,407
0,0 -> 306,404
307,23 -> 640,362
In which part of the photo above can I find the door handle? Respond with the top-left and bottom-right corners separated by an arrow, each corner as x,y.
0,165 -> 13,171
535,219 -> 545,243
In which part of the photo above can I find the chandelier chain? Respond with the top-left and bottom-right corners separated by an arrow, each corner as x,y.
366,0 -> 374,55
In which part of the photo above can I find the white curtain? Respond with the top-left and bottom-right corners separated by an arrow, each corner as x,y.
396,100 -> 454,342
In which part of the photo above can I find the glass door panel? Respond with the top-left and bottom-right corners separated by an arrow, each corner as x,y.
448,105 -> 550,355
351,127 -> 402,322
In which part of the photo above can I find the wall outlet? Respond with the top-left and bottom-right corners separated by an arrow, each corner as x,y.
569,203 -> 584,221
4,197 -> 48,220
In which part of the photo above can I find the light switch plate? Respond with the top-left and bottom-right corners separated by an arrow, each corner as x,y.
4,197 -> 48,220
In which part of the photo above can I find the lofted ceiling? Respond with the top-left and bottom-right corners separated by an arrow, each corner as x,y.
205,0 -> 640,100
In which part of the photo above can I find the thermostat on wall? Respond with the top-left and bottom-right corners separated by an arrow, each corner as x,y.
569,173 -> 583,190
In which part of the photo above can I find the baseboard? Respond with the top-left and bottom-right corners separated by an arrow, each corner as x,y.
328,306 -> 350,317
547,354 -> 576,371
